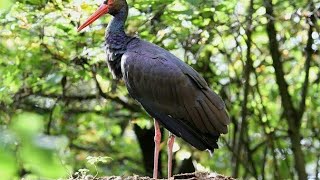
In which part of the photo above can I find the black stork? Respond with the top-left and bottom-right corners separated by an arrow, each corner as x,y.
78,0 -> 230,178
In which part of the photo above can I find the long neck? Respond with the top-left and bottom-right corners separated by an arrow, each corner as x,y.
106,6 -> 128,36
105,5 -> 130,80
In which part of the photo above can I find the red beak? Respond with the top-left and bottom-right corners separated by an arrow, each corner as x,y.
78,4 -> 109,32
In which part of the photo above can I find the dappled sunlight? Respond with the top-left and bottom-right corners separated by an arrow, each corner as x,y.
0,0 -> 319,179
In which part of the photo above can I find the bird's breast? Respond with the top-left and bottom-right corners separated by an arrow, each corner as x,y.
106,47 -> 123,79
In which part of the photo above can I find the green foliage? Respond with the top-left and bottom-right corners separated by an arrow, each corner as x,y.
86,156 -> 112,165
0,0 -> 319,179
0,146 -> 17,179
0,112 -> 68,178
0,0 -> 12,10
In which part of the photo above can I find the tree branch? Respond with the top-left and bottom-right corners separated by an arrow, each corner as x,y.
233,0 -> 254,177
264,0 -> 307,179
298,5 -> 316,119
264,0 -> 298,123
91,65 -> 142,113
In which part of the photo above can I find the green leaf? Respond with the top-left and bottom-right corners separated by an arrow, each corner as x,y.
10,112 -> 44,138
0,0 -> 12,11
0,147 -> 17,179
19,144 -> 68,178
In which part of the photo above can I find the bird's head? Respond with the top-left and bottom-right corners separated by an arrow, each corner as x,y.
77,0 -> 127,32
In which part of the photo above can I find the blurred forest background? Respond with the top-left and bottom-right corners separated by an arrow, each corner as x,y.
0,0 -> 319,179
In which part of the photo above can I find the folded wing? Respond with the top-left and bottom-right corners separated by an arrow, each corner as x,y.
121,40 -> 230,151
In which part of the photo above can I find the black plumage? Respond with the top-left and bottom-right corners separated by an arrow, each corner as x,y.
78,0 -> 229,156
120,39 -> 229,151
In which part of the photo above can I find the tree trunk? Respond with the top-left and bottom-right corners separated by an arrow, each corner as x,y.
289,126 -> 308,180
263,0 -> 308,179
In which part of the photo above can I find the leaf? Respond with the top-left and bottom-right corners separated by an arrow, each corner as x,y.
86,156 -> 112,165
10,112 -> 44,138
0,147 -> 17,179
0,0 -> 12,11
19,144 -> 68,178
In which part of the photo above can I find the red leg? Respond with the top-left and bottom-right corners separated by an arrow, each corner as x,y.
167,132 -> 175,178
153,119 -> 161,179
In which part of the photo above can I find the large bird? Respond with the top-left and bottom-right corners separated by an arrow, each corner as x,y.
78,0 -> 230,178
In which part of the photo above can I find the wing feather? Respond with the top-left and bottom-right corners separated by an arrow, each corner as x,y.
121,39 -> 230,150
194,106 -> 214,133
199,99 -> 227,133
204,97 -> 230,126
203,88 -> 226,110
189,107 -> 206,130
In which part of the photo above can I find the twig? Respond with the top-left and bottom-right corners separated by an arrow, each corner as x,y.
298,4 -> 316,119
233,0 -> 254,177
91,65 -> 142,113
